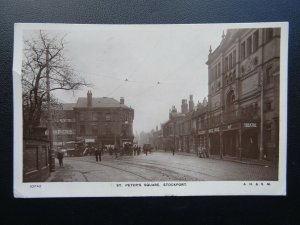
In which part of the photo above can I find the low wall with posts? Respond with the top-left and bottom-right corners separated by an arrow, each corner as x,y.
23,128 -> 50,182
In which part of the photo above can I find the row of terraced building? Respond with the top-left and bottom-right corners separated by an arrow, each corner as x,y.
152,28 -> 280,161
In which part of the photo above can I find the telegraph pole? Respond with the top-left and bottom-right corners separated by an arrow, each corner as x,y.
46,44 -> 55,172
259,68 -> 264,160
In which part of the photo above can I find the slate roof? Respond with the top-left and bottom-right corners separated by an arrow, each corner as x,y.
62,103 -> 76,110
74,97 -> 130,109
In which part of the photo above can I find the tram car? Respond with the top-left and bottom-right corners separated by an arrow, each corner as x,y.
121,140 -> 133,155
63,141 -> 85,157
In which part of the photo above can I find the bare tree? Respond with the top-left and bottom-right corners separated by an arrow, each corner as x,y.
22,30 -> 89,132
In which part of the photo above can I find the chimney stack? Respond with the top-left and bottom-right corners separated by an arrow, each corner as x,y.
87,90 -> 92,107
181,99 -> 188,114
189,95 -> 194,112
120,97 -> 124,104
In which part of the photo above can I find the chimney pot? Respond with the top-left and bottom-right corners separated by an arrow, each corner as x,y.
87,90 -> 92,107
120,97 -> 124,104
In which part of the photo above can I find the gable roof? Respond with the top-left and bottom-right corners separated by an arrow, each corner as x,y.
74,97 -> 130,109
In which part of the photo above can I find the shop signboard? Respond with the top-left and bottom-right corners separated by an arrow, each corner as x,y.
243,122 -> 258,128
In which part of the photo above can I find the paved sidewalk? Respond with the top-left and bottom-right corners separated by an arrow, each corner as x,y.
46,159 -> 87,182
154,149 -> 277,167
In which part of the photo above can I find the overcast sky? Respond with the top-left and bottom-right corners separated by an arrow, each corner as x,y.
25,25 -> 225,133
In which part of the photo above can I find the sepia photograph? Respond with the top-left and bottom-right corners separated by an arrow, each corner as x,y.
13,22 -> 288,197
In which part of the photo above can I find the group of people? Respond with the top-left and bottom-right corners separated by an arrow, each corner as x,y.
56,143 -> 152,167
132,145 -> 142,156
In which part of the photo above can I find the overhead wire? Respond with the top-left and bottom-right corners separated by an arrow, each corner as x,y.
71,34 -> 205,103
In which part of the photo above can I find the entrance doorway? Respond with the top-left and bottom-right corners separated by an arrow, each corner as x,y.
242,130 -> 259,159
223,130 -> 238,157
209,133 -> 220,155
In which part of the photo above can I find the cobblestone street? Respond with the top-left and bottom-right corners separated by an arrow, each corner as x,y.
47,151 -> 278,182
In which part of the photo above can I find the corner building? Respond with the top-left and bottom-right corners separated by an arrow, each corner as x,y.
206,28 -> 280,161
73,91 -> 134,147
52,103 -> 77,149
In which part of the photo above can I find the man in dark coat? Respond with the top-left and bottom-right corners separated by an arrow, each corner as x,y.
57,150 -> 64,167
172,146 -> 175,156
98,146 -> 102,161
95,147 -> 99,162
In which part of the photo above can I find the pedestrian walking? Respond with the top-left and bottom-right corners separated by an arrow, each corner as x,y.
95,147 -> 100,162
172,146 -> 175,156
114,147 -> 118,159
90,146 -> 95,156
137,146 -> 141,155
57,150 -> 64,167
134,146 -> 137,156
99,146 -> 102,161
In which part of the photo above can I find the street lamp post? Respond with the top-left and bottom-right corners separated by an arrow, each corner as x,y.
259,68 -> 264,160
173,121 -> 176,151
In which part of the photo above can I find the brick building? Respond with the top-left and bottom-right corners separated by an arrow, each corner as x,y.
52,91 -> 134,148
52,103 -> 76,149
73,91 -> 134,147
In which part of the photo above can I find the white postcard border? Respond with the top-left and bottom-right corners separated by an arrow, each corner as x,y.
13,22 -> 288,198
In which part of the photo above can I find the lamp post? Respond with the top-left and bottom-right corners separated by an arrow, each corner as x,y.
259,68 -> 264,160
46,44 -> 55,172
173,121 -> 176,151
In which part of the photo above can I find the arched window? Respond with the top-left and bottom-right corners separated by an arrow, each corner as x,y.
226,90 -> 235,110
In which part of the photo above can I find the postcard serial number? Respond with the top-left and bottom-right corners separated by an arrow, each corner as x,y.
29,184 -> 42,188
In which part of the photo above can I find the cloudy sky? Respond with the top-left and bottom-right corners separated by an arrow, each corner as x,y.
24,24 -> 225,133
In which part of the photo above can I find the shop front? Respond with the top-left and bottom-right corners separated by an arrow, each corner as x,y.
208,128 -> 220,156
222,123 -> 240,157
241,122 -> 259,159
197,130 -> 208,151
